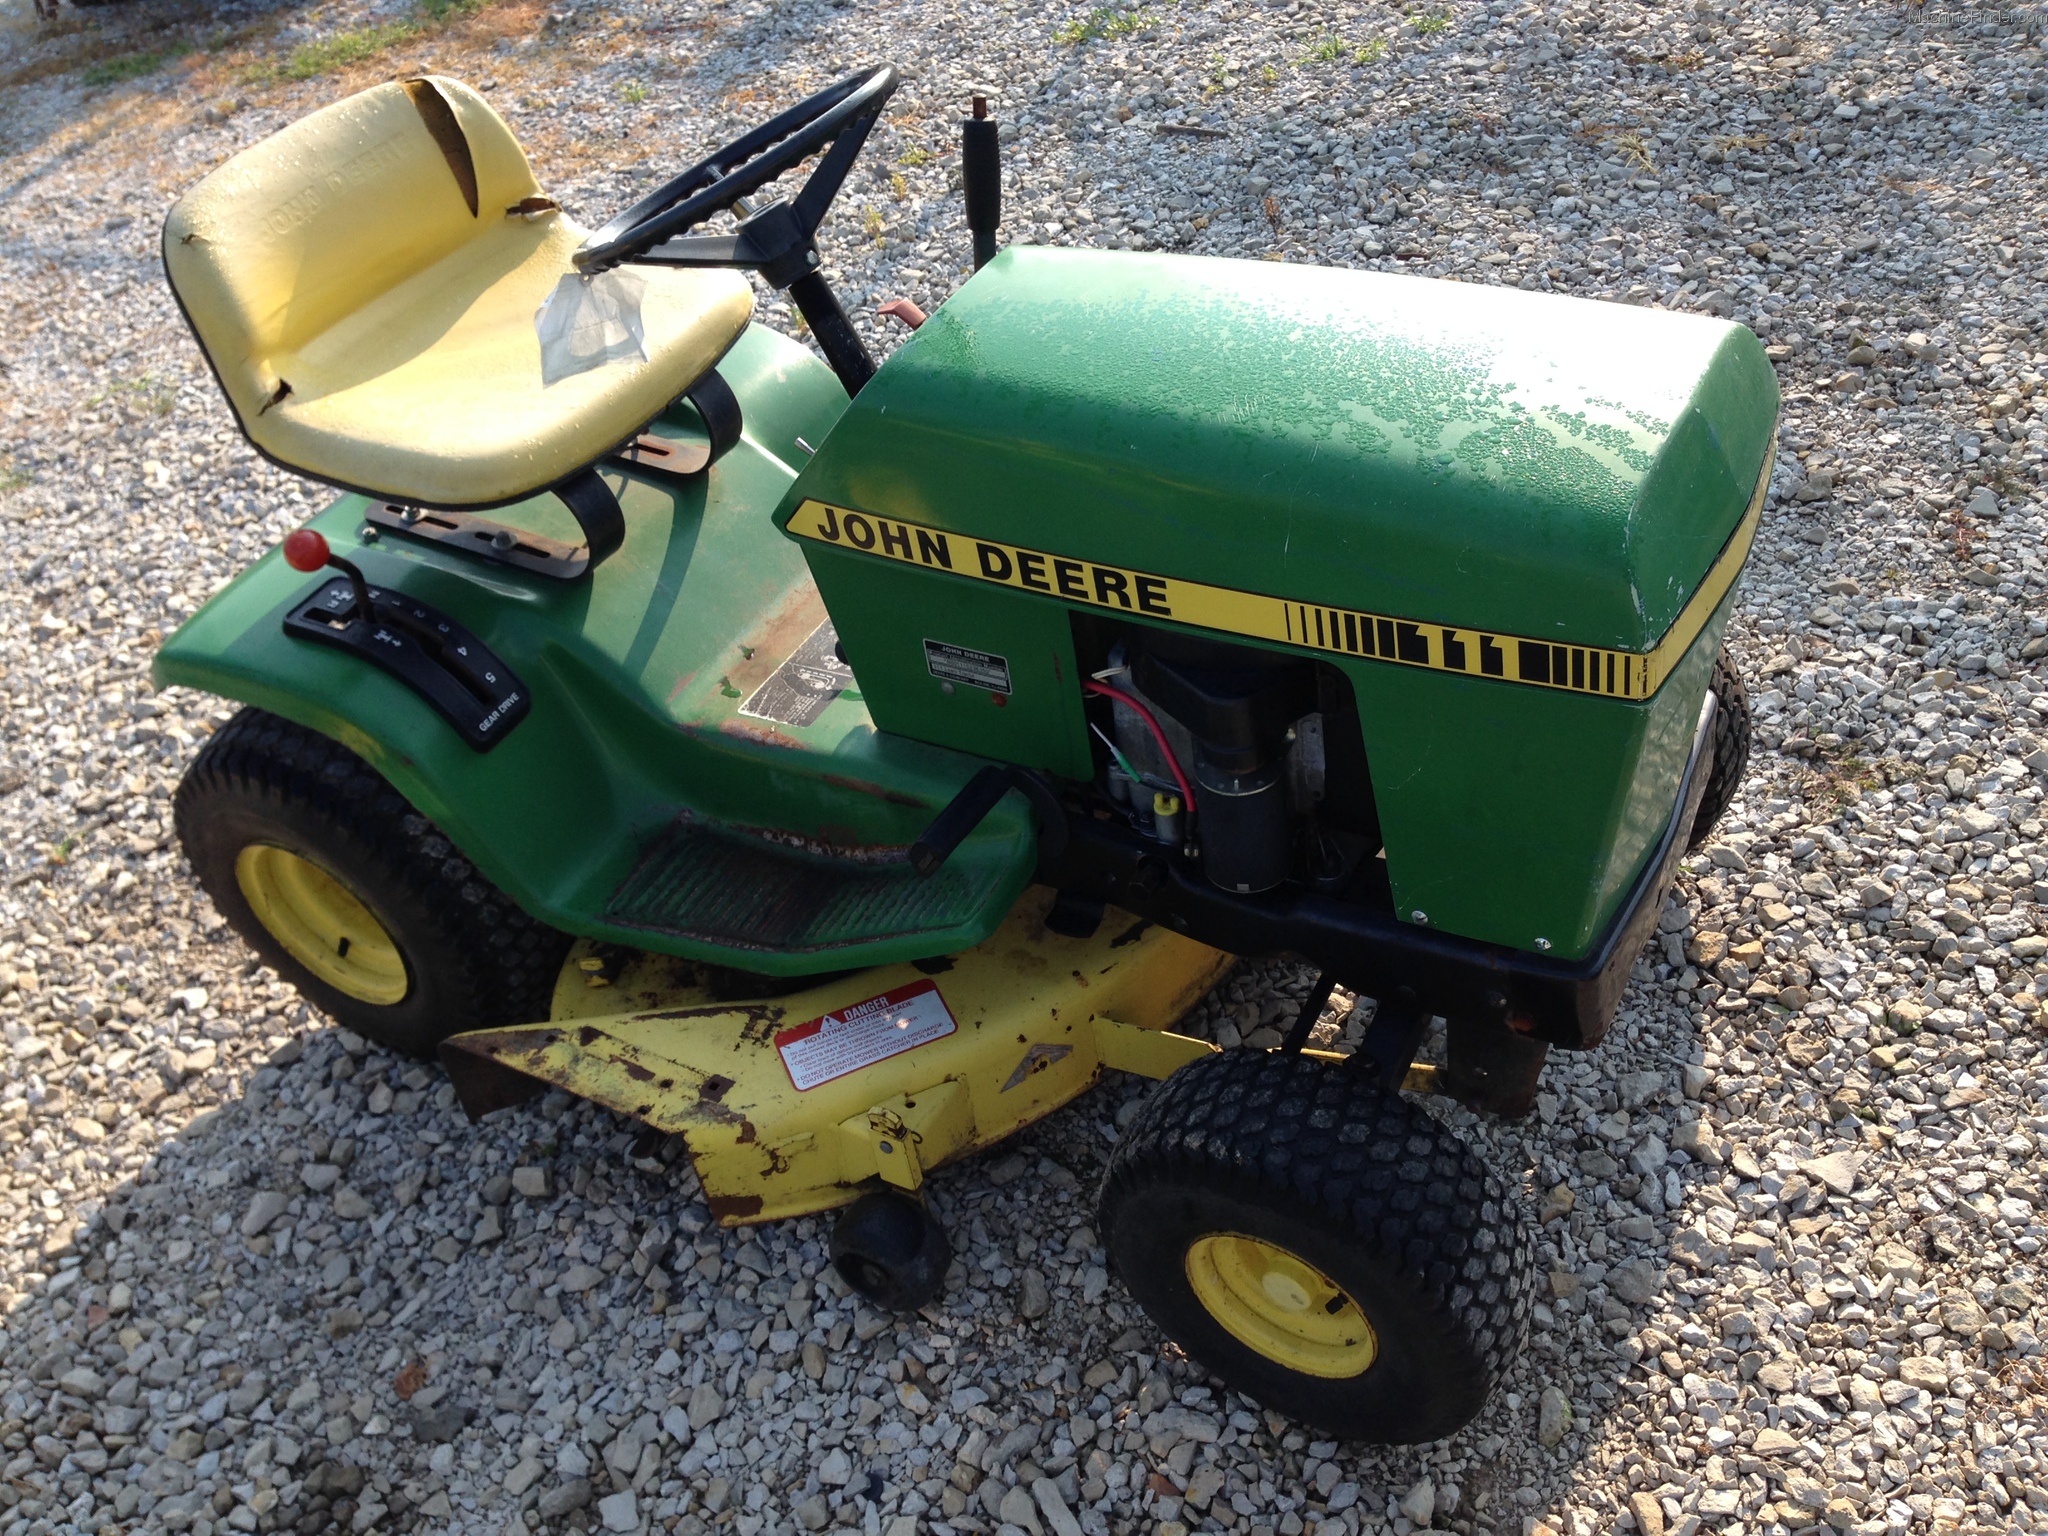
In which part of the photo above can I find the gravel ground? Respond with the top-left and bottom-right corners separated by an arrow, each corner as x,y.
5,0 -> 2048,1533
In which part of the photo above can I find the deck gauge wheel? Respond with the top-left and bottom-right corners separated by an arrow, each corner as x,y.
1098,1050 -> 1534,1443
174,708 -> 570,1057
830,1191 -> 952,1312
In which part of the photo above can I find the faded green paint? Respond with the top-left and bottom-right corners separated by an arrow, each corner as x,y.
154,324 -> 1037,975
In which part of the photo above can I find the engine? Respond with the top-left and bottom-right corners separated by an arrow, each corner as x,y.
1086,627 -> 1387,904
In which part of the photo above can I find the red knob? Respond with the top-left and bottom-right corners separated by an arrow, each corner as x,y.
282,529 -> 331,573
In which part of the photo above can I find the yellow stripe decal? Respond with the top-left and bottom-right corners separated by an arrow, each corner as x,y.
788,460 -> 1765,703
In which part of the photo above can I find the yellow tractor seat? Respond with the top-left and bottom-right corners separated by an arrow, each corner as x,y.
163,76 -> 754,513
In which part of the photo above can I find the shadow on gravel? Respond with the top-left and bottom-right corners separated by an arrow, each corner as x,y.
11,1019 -> 762,1536
1392,993 -> 1723,1536
6,964 -> 1719,1536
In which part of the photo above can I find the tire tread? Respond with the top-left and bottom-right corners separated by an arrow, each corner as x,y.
1689,650 -> 1752,850
174,708 -> 566,1046
1100,1051 -> 1531,1440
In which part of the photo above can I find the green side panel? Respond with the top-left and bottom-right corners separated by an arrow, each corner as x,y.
152,324 -> 1036,974
804,544 -> 1094,781
1354,588 -> 1734,957
782,245 -> 1777,652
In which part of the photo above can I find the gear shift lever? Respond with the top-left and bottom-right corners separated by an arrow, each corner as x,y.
275,526 -> 532,750
282,529 -> 373,623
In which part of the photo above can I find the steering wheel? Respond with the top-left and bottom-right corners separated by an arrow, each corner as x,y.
575,65 -> 900,285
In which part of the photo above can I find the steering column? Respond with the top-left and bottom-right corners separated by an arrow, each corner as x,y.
575,66 -> 900,395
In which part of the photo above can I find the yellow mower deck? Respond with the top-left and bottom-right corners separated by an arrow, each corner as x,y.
441,889 -> 1233,1224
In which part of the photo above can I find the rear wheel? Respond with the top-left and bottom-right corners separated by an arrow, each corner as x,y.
175,708 -> 571,1057
1689,649 -> 1752,850
1098,1050 -> 1532,1443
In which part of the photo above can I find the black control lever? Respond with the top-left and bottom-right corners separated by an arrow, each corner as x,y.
279,528 -> 530,751
286,529 -> 480,691
963,95 -> 1001,270
911,764 -> 1068,878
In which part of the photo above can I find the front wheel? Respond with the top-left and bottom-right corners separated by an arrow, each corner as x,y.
174,708 -> 572,1057
1097,1051 -> 1532,1443
1688,649 -> 1752,850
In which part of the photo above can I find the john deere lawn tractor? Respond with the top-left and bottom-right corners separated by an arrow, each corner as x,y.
153,65 -> 1775,1441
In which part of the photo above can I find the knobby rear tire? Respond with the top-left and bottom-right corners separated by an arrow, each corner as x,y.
175,707 -> 571,1057
1689,649 -> 1752,850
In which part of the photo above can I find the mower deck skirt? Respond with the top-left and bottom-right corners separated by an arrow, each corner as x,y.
440,890 -> 1232,1224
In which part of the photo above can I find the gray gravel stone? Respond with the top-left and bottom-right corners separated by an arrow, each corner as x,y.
999,1482 -> 1045,1535
239,1190 -> 289,1236
539,1476 -> 595,1518
1032,1475 -> 1086,1536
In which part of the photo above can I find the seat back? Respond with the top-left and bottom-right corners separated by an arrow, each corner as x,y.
164,77 -> 543,432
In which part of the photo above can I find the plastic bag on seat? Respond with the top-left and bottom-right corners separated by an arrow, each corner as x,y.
535,269 -> 649,386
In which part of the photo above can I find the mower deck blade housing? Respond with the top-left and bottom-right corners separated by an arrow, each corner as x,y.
441,888 -> 1232,1224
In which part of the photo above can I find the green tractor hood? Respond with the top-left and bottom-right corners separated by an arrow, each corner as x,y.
782,245 -> 1777,654
776,248 -> 1775,960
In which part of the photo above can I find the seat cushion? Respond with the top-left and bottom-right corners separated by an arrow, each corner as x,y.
165,76 -> 754,508
237,213 -> 752,507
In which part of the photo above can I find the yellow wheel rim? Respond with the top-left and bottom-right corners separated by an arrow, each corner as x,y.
235,845 -> 408,1006
1185,1233 -> 1377,1378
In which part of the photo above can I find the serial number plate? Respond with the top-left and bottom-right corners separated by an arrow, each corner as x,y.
924,639 -> 1012,695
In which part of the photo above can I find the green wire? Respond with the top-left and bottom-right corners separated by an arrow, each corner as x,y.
1088,722 -> 1143,787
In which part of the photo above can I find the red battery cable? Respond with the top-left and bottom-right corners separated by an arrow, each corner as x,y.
1082,679 -> 1197,816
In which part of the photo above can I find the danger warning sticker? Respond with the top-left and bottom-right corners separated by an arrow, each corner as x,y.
775,980 -> 958,1092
